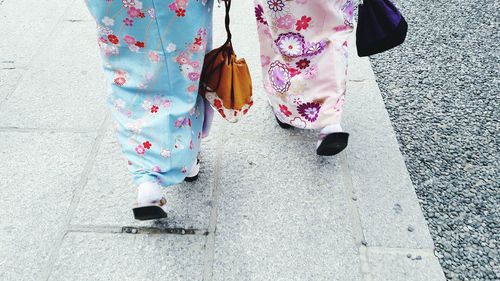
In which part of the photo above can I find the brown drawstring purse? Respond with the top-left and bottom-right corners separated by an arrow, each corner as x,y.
200,0 -> 253,122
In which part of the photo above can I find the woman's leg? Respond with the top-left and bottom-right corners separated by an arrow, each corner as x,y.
85,0 -> 213,205
253,0 -> 355,154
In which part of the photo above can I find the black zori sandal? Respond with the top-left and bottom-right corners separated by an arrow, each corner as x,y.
276,116 -> 292,129
132,197 -> 168,221
316,132 -> 350,156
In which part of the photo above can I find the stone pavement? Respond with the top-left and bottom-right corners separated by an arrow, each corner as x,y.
0,1 -> 446,280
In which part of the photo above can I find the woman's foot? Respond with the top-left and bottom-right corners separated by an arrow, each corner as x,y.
276,116 -> 292,129
316,124 -> 349,156
132,181 -> 167,221
185,158 -> 200,182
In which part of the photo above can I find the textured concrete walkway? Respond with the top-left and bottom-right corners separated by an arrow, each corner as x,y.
0,1 -> 445,280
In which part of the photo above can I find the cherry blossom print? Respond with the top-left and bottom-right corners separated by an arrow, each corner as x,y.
135,144 -> 146,155
295,16 -> 311,31
143,141 -> 152,149
148,51 -> 160,63
114,77 -> 126,86
255,4 -> 268,25
261,55 -> 271,67
122,0 -> 135,8
123,18 -> 134,26
108,34 -> 119,45
277,15 -> 295,30
102,16 -> 115,26
279,104 -> 292,117
160,149 -> 171,158
85,0 -> 218,186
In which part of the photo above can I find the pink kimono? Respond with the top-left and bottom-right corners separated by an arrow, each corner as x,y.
253,0 -> 355,131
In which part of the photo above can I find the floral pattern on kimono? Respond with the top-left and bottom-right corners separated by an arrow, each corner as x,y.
85,0 -> 213,187
254,0 -> 355,129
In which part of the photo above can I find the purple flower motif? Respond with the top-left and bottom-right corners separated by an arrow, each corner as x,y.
268,61 -> 291,93
267,0 -> 285,13
297,102 -> 321,122
255,4 -> 268,25
275,32 -> 305,58
303,41 -> 328,57
342,0 -> 355,27
123,18 -> 134,26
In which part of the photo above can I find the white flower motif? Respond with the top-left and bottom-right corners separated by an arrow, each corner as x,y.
101,16 -> 115,26
166,43 -> 177,53
142,100 -> 152,110
122,0 -> 135,8
128,45 -> 140,53
291,117 -> 307,128
160,149 -> 171,158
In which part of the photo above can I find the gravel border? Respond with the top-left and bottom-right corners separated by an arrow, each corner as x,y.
368,0 -> 499,280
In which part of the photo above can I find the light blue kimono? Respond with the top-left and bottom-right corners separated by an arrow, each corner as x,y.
85,0 -> 214,187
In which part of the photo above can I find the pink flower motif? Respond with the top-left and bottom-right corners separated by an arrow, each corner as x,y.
135,144 -> 145,155
152,166 -> 162,173
188,72 -> 200,82
148,51 -> 160,63
176,52 -> 190,65
188,44 -> 201,52
187,84 -> 197,92
190,61 -> 201,69
304,65 -> 318,79
277,15 -> 295,29
114,77 -> 126,86
123,35 -> 136,45
127,7 -> 141,18
279,104 -> 292,117
261,55 -> 271,67
162,100 -> 172,108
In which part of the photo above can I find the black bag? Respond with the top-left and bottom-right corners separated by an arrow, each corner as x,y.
356,0 -> 408,57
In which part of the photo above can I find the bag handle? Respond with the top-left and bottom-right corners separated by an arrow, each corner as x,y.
223,0 -> 232,45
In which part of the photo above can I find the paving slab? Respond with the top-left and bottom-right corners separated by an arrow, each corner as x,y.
212,136 -> 362,281
71,122 -> 221,231
64,0 -> 94,22
49,232 -> 206,281
0,0 -> 75,68
0,131 -> 95,281
0,20 -> 107,130
343,79 -> 435,249
368,250 -> 446,281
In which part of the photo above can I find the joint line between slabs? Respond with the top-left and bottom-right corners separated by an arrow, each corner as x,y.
41,114 -> 110,281
339,151 -> 373,281
0,126 -> 97,133
67,224 -> 207,236
367,246 -> 437,257
202,122 -> 226,281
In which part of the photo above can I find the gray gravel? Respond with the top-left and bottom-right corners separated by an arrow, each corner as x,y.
368,0 -> 499,280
